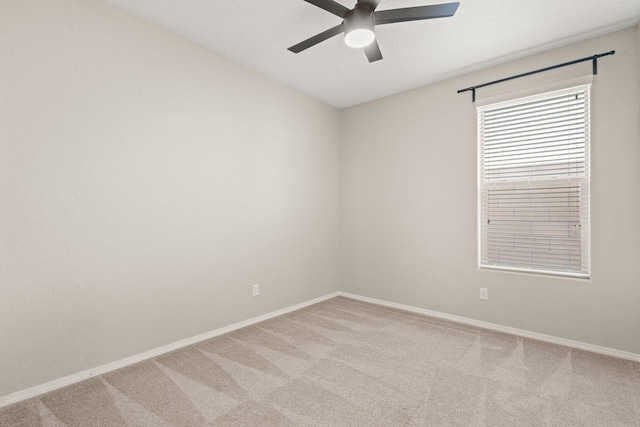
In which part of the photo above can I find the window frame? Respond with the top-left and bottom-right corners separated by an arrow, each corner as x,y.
477,85 -> 591,279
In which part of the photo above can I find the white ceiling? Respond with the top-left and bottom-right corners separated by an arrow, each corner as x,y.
102,0 -> 640,108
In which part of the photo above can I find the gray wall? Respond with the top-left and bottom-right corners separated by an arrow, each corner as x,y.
341,27 -> 640,354
0,0 -> 341,397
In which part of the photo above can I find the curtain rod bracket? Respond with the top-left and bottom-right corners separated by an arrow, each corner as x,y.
457,50 -> 615,102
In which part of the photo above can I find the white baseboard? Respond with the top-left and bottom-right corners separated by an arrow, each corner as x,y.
339,291 -> 640,363
0,292 -> 340,409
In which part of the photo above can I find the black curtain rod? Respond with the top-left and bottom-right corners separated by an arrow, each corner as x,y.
457,50 -> 615,102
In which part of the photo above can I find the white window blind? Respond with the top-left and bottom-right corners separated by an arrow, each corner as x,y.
478,85 -> 590,277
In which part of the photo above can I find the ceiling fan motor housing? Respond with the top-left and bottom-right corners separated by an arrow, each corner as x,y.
344,8 -> 375,48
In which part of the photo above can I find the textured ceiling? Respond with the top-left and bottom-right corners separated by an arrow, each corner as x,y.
102,0 -> 640,108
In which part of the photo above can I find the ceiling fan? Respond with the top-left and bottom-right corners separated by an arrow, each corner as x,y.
288,0 -> 460,62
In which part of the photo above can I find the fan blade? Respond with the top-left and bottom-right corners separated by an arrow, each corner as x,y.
364,40 -> 383,62
288,24 -> 344,53
356,0 -> 381,11
303,0 -> 350,18
375,2 -> 459,25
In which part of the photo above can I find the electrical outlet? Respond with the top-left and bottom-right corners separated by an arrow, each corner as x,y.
252,284 -> 259,297
479,288 -> 488,300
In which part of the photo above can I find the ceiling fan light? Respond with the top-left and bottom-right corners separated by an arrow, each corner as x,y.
345,28 -> 375,48
343,8 -> 375,48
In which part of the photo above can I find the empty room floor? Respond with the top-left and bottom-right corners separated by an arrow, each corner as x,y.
1,296 -> 639,426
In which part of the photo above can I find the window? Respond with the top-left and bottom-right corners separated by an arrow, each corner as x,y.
478,85 -> 590,277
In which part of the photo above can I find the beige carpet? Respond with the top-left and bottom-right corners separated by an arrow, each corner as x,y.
1,296 -> 639,426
